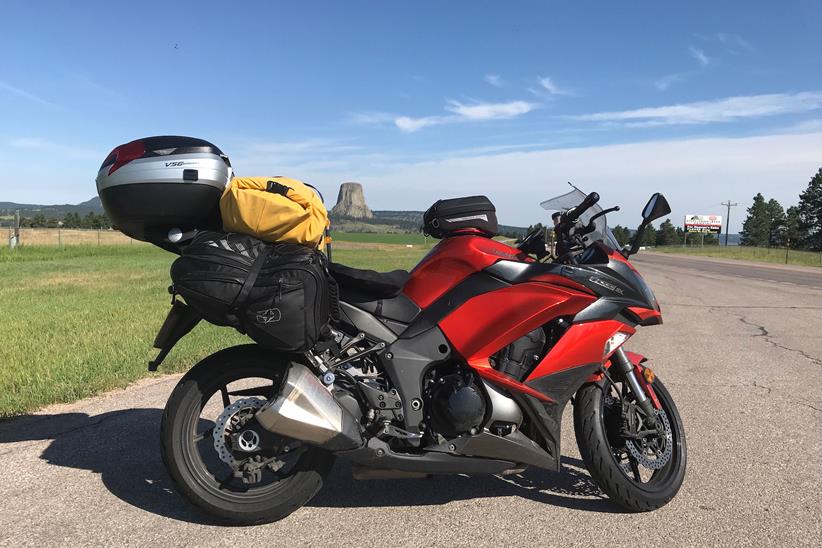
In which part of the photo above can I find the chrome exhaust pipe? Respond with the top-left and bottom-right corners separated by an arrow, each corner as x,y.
255,363 -> 363,451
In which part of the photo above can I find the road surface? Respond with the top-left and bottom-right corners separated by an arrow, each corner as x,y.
634,251 -> 822,289
1,256 -> 821,547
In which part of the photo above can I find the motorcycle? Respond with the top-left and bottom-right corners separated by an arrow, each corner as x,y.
156,187 -> 686,523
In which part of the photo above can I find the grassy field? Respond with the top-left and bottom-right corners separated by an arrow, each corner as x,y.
10,228 -> 138,246
654,245 -> 822,267
331,231 -> 430,245
0,241 -> 427,417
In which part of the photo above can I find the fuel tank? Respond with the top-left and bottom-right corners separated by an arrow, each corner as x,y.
403,235 -> 528,308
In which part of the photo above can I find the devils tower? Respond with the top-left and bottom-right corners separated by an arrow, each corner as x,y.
331,182 -> 373,219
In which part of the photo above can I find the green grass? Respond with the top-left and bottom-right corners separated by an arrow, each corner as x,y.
331,231 -> 431,245
0,243 -> 427,417
653,245 -> 822,267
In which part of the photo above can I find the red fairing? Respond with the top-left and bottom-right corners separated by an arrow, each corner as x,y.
403,235 -> 528,308
527,320 -> 636,381
628,306 -> 663,324
596,241 -> 639,272
439,282 -> 596,365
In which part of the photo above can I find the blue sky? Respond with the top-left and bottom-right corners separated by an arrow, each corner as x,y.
1,0 -> 821,231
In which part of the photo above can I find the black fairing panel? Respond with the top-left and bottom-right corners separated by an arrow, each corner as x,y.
380,327 -> 453,434
515,363 -> 601,471
559,258 -> 656,312
484,260 -> 565,283
338,302 -> 398,343
346,293 -> 421,324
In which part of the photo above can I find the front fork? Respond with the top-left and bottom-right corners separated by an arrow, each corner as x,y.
611,348 -> 660,423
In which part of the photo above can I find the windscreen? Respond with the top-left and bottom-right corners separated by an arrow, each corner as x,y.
540,187 -> 622,250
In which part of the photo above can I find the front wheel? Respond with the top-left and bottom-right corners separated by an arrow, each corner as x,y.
160,345 -> 335,524
574,375 -> 686,512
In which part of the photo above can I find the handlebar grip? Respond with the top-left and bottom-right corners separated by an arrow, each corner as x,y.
566,192 -> 600,222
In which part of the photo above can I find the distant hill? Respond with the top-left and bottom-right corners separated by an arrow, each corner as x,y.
0,197 -> 103,218
330,209 -> 525,236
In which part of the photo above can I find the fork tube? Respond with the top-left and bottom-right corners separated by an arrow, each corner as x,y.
612,348 -> 655,417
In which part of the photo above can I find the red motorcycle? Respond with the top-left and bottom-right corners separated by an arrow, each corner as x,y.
158,188 -> 686,523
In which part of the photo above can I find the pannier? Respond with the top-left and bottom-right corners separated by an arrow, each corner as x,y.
170,231 -> 332,352
422,195 -> 498,239
220,176 -> 329,248
96,136 -> 232,245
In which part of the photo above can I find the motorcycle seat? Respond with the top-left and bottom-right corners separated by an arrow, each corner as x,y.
329,262 -> 409,300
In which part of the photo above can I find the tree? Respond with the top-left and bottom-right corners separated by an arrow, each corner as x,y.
656,218 -> 680,246
765,198 -> 786,247
784,206 -> 803,249
641,223 -> 657,246
31,214 -> 47,228
739,193 -> 770,246
62,212 -> 81,228
798,167 -> 822,251
611,225 -> 631,246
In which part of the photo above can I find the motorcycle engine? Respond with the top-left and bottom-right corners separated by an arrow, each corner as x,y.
491,327 -> 547,381
425,370 -> 486,438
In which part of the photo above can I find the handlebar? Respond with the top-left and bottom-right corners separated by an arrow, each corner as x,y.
564,192 -> 599,223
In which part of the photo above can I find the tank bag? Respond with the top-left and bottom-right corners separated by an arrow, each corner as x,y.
220,176 -> 329,248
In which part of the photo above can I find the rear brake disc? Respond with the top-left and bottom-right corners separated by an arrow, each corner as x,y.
212,398 -> 266,468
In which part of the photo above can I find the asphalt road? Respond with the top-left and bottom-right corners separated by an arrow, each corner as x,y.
633,251 -> 822,289
1,256 -> 821,547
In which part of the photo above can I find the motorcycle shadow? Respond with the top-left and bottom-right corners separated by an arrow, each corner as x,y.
311,459 -> 618,513
0,408 -> 621,525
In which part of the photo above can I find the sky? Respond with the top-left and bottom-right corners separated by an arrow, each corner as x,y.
1,0 -> 821,231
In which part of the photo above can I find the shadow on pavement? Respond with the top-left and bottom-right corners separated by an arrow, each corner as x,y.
0,408 -> 620,524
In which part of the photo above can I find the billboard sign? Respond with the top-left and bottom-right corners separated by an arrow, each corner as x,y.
684,214 -> 722,234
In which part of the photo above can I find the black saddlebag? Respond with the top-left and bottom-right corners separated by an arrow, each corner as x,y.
170,231 -> 331,352
422,195 -> 498,239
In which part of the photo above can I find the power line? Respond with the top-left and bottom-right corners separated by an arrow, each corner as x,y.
721,200 -> 738,246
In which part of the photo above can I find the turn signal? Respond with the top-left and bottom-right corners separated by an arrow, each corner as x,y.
643,367 -> 656,384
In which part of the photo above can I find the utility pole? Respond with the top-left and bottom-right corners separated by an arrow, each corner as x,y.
721,200 -> 738,246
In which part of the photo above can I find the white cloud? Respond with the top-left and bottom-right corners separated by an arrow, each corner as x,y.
8,137 -> 50,148
247,139 -> 360,155
0,81 -> 60,108
348,111 -> 396,126
6,137 -> 99,158
537,76 -> 570,96
346,131 -> 822,232
395,115 -> 444,132
394,100 -> 537,132
444,100 -> 535,120
573,92 -> 822,126
484,74 -> 505,87
689,46 -> 711,67
715,32 -> 753,51
654,73 -> 685,91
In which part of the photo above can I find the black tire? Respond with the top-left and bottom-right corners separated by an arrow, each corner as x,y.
573,377 -> 686,512
160,345 -> 335,524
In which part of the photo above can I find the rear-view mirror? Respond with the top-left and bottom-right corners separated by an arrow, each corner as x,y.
642,193 -> 671,223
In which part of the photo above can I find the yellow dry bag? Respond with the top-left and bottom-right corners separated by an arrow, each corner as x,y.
220,176 -> 329,247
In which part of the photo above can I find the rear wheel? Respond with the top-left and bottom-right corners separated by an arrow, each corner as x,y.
160,345 -> 335,524
574,376 -> 686,511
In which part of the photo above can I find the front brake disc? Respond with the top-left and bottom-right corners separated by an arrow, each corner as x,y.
625,408 -> 673,470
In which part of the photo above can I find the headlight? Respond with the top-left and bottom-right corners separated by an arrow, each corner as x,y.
604,332 -> 631,358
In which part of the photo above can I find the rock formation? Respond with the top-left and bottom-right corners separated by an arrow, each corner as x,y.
331,182 -> 373,219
